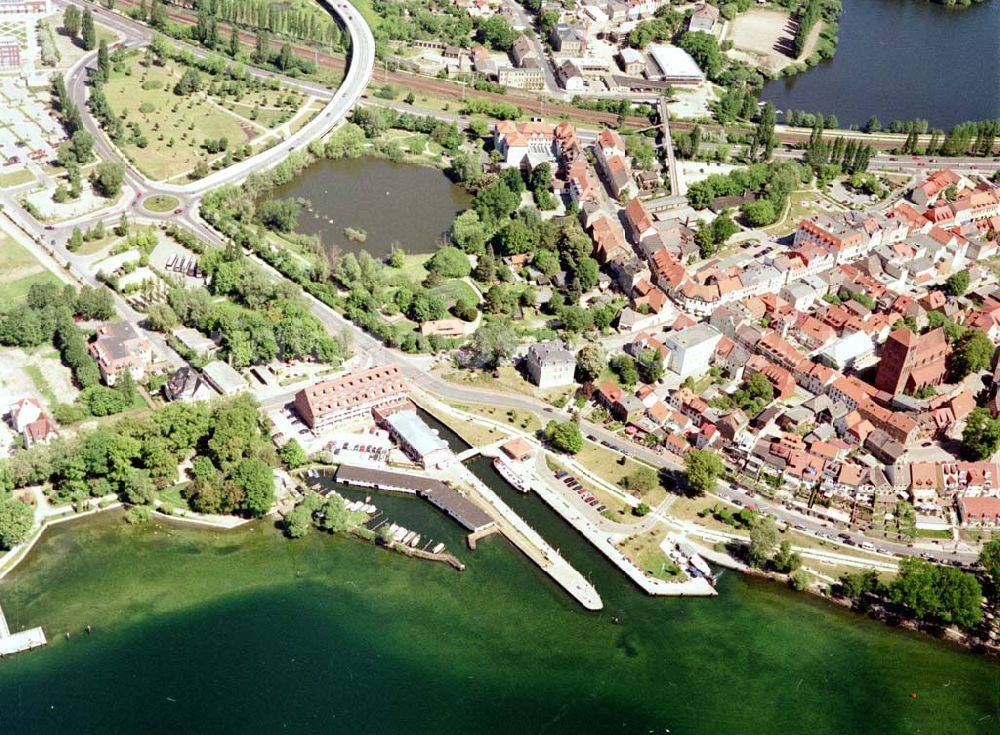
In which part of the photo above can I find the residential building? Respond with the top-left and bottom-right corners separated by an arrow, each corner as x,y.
688,2 -> 719,31
0,36 -> 20,67
498,64 -> 545,90
663,323 -> 723,379
617,47 -> 645,75
163,366 -> 215,402
294,365 -> 410,431
550,23 -> 587,55
0,0 -> 48,14
89,321 -> 154,386
8,398 -> 58,448
510,35 -> 538,67
525,342 -> 576,388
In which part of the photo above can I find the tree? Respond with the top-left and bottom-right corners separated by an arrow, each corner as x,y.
954,329 -> 995,378
747,515 -> 778,568
544,420 -> 583,454
284,503 -> 313,538
145,302 -> 179,332
678,31 -> 725,79
622,466 -> 659,496
94,162 -> 124,197
980,539 -> 1000,602
81,7 -> 96,50
890,557 -> 983,629
945,271 -> 970,296
96,39 -> 110,82
64,5 -> 81,38
427,246 -> 472,278
228,25 -> 240,57
864,116 -> 881,133
278,439 -> 307,469
575,343 -> 605,383
0,498 -> 33,550
256,198 -> 300,233
772,540 -> 802,573
317,494 -> 353,533
683,449 -> 723,495
174,68 -> 202,95
231,457 -> 274,517
451,210 -> 487,253
636,348 -> 665,384
741,199 -> 777,227
471,321 -> 519,369
278,42 -> 294,71
449,151 -> 483,187
610,354 -> 639,388
962,407 -> 1000,460
476,16 -> 516,50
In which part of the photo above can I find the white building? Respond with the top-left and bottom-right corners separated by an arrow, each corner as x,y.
647,44 -> 705,84
525,342 -> 576,388
663,323 -> 723,379
817,332 -> 876,371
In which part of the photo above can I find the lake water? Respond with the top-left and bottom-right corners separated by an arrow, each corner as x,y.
266,156 -> 471,259
761,0 -> 1000,129
0,446 -> 997,733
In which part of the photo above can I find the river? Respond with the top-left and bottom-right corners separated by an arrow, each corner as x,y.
761,0 -> 1000,129
266,156 -> 471,259
0,416 -> 997,733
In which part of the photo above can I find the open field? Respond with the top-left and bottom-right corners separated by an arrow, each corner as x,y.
724,9 -> 822,72
0,232 -> 62,302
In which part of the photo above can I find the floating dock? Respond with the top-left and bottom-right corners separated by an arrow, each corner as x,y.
0,603 -> 46,657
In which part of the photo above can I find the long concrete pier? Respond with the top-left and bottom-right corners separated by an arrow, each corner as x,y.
0,603 -> 46,657
452,464 -> 604,611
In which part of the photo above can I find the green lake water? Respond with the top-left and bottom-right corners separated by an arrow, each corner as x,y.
0,459 -> 997,735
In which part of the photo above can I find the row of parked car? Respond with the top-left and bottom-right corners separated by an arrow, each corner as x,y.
553,470 -> 606,513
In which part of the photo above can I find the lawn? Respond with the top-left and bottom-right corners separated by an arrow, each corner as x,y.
450,403 -> 541,435
144,195 -> 180,213
22,364 -> 58,405
422,403 -> 505,447
102,55 -> 256,181
573,441 -> 665,505
0,234 -> 61,303
618,529 -> 685,581
0,168 -> 36,188
430,278 -> 479,307
441,366 -> 537,397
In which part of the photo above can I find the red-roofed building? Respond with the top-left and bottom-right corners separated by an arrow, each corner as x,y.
874,327 -> 949,395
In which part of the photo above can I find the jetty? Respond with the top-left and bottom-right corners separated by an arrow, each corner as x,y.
0,603 -> 46,657
451,463 -> 604,611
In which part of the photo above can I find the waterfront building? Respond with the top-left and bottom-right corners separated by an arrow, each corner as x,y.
294,365 -> 409,431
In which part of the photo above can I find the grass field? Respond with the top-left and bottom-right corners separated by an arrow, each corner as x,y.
103,56 -> 256,181
619,529 -> 685,581
431,278 -> 478,307
0,168 -> 36,188
143,195 -> 180,213
0,233 -> 61,303
574,441 -> 666,506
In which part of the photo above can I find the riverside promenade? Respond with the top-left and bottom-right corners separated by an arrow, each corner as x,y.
526,454 -> 716,597
451,463 -> 603,611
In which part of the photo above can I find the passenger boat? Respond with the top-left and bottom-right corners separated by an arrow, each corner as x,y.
492,457 -> 529,493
